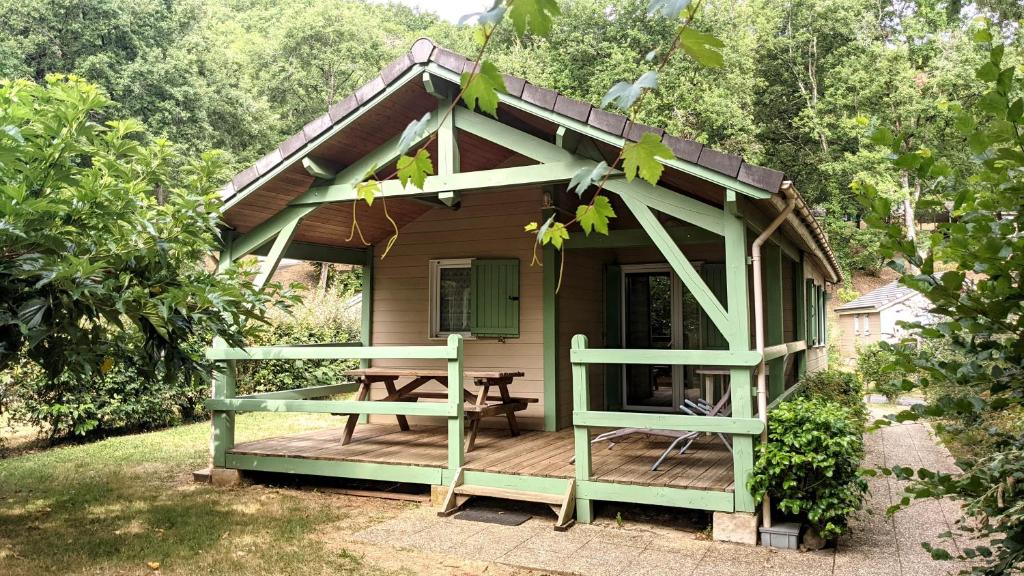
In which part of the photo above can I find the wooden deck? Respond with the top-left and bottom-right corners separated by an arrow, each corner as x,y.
230,424 -> 734,491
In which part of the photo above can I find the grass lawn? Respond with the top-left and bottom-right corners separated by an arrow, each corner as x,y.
0,414 -> 419,576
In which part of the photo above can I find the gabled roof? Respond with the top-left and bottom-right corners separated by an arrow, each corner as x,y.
219,38 -> 841,281
835,281 -> 920,313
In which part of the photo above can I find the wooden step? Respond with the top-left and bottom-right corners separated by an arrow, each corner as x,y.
453,484 -> 564,505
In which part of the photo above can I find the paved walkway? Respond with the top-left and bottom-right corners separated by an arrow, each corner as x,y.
353,415 -> 971,576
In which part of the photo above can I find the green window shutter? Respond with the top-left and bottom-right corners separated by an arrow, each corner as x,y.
819,286 -> 827,346
700,263 -> 728,350
805,279 -> 816,346
470,259 -> 519,337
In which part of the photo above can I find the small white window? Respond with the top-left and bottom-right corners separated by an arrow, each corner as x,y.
429,259 -> 473,338
861,314 -> 870,335
853,314 -> 860,335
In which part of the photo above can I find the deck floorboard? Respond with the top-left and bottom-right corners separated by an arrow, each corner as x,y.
230,424 -> 734,491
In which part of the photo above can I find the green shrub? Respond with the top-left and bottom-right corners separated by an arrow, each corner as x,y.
4,336 -> 208,440
749,397 -> 869,540
856,342 -> 904,402
799,368 -> 866,420
3,288 -> 362,440
234,289 -> 362,395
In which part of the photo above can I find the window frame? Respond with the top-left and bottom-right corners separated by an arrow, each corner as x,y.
428,258 -> 475,340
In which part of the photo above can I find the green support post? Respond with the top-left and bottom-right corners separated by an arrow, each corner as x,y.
211,358 -> 237,467
446,334 -> 465,470
543,210 -> 559,431
571,334 -> 593,523
722,195 -> 757,514
764,244 -> 785,401
359,247 -> 374,423
794,255 -> 807,378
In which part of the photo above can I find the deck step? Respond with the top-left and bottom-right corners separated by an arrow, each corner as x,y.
453,484 -> 564,506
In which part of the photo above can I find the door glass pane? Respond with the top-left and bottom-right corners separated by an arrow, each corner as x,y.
439,266 -> 471,333
623,272 -> 673,409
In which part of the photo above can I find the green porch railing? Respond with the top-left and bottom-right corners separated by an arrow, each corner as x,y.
206,334 -> 465,473
569,333 -> 766,521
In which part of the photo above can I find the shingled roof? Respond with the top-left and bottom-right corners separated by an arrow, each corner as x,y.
835,281 -> 920,313
219,37 -> 841,281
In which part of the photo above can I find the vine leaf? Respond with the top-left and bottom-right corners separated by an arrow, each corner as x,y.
397,149 -> 434,189
567,161 -> 610,196
622,132 -> 673,185
648,0 -> 691,18
458,1 -> 506,26
508,0 -> 561,37
460,60 -> 507,118
396,112 -> 432,155
679,28 -> 725,68
601,71 -> 658,111
576,195 -> 617,236
356,180 -> 380,206
535,214 -> 569,248
524,221 -> 538,232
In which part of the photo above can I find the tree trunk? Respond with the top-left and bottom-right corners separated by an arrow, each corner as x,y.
319,263 -> 329,293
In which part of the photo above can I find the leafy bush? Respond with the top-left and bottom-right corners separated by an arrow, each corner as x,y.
4,336 -> 208,439
856,342 -> 904,402
799,368 -> 866,421
234,289 -> 362,395
2,288 -> 361,440
749,397 -> 869,540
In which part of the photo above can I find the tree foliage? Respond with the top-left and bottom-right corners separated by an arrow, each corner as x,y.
0,75 -> 294,384
857,23 -> 1024,574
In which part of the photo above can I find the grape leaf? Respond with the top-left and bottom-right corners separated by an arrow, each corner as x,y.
524,221 -> 538,232
460,60 -> 507,118
542,221 -> 570,248
648,0 -> 691,18
601,71 -> 658,111
396,112 -> 432,155
508,0 -> 561,37
356,180 -> 380,206
397,149 -> 434,189
679,28 -> 725,68
622,132 -> 673,185
567,161 -> 610,196
576,195 -> 616,236
458,1 -> 505,25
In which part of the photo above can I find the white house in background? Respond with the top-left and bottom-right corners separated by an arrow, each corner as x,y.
835,281 -> 931,365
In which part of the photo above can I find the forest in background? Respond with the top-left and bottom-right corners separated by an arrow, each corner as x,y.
1,0 -> 1018,283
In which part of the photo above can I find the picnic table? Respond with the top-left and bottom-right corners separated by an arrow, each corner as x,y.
341,368 -> 533,452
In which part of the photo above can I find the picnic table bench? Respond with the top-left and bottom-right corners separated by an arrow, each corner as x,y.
341,368 -> 533,452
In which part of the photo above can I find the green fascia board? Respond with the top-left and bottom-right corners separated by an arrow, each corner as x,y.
250,240 -> 368,265
222,64 -> 428,213
206,344 -> 457,361
237,383 -> 358,400
570,347 -> 760,366
452,106 -> 574,164
424,64 -> 774,202
577,480 -> 734,512
294,159 -> 594,206
565,225 -> 718,249
205,397 -> 456,417
225,454 -> 443,485
573,410 -> 763,435
605,179 -> 725,236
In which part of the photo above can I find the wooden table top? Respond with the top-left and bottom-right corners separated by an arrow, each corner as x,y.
344,368 -> 525,379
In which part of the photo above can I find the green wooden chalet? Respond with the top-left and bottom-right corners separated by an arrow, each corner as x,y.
208,38 -> 842,541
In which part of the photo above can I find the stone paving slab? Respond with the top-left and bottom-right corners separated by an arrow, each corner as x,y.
352,412 -> 968,576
